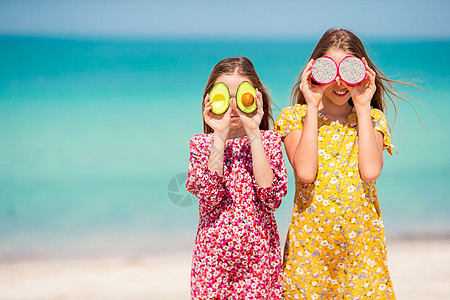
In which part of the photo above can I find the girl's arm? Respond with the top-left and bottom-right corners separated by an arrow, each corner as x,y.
252,131 -> 288,211
248,128 -> 274,187
286,59 -> 327,184
238,92 -> 288,211
208,130 -> 228,175
186,135 -> 227,212
285,105 -> 319,184
185,94 -> 231,212
203,93 -> 231,175
348,59 -> 384,181
355,106 -> 384,181
234,91 -> 274,187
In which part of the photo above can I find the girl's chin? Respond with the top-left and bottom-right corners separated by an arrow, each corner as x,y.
230,119 -> 242,130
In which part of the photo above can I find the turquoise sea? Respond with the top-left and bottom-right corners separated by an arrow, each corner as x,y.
1,36 -> 449,260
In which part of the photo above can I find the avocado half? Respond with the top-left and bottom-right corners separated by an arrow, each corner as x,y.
209,82 -> 230,114
236,81 -> 257,113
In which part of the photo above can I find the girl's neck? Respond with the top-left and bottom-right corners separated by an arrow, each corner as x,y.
319,99 -> 353,124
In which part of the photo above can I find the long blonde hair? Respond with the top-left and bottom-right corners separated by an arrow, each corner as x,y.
202,57 -> 273,134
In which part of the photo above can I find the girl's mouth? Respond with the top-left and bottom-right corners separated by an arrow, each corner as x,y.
334,90 -> 348,96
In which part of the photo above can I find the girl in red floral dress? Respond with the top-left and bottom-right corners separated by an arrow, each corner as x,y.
186,57 -> 288,299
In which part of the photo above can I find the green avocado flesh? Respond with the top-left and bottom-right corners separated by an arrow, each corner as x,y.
210,82 -> 230,114
236,81 -> 257,113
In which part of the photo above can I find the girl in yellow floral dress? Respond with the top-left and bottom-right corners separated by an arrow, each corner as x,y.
275,28 -> 401,299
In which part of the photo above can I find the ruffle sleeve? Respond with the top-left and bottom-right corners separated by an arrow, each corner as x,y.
185,134 -> 227,212
253,131 -> 288,212
274,104 -> 307,138
371,109 -> 397,156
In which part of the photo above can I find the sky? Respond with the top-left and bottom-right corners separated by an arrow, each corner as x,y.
0,0 -> 449,39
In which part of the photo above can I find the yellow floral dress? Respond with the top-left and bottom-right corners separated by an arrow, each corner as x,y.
274,104 -> 396,300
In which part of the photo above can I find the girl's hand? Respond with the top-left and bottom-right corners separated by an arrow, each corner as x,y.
234,89 -> 264,132
346,58 -> 377,108
203,94 -> 231,133
300,59 -> 329,108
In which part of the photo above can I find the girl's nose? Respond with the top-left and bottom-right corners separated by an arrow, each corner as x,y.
335,76 -> 345,86
230,97 -> 238,111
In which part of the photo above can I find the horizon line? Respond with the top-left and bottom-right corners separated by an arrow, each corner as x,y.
1,33 -> 449,43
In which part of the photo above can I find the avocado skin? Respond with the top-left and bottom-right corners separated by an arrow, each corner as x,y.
236,81 -> 257,113
210,82 -> 230,114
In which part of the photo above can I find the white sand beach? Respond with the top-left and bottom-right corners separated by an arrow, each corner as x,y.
1,238 -> 449,300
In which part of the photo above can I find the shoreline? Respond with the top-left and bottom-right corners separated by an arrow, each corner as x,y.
1,238 -> 449,300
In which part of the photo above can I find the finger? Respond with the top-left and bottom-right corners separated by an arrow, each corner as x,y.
204,97 -> 211,108
361,57 -> 368,66
255,89 -> 263,111
361,58 -> 369,71
367,67 -> 376,79
301,60 -> 314,81
204,99 -> 212,111
203,105 -> 212,119
300,71 -> 313,93
203,95 -> 213,112
224,99 -> 232,116
362,58 -> 375,75
305,59 -> 314,71
366,70 -> 375,85
364,68 -> 376,86
203,108 -> 212,123
304,69 -> 313,80
203,94 -> 210,107
301,66 -> 312,82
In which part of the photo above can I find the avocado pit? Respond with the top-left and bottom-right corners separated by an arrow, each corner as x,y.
241,93 -> 254,107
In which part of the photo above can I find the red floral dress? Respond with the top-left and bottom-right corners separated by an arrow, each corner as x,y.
186,130 -> 288,299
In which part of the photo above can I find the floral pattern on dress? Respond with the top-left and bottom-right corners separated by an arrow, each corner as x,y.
186,130 -> 288,299
274,104 -> 396,300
